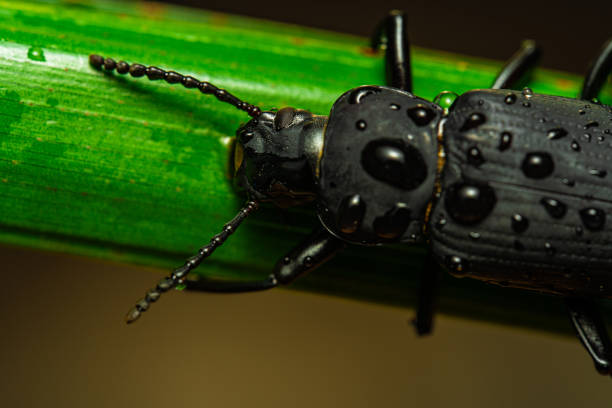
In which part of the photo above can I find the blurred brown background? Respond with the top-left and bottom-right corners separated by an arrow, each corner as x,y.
2,0 -> 612,406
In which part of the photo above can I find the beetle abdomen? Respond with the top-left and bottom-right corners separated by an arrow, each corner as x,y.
429,89 -> 612,298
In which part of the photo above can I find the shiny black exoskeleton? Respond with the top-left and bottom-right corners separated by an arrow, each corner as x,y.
90,10 -> 612,376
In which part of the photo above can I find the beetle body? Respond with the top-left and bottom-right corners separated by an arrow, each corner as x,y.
240,86 -> 612,299
92,10 -> 612,375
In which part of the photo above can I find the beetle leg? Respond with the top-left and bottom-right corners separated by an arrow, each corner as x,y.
371,10 -> 412,92
412,255 -> 440,336
581,38 -> 612,100
491,40 -> 541,90
566,298 -> 612,376
185,226 -> 345,292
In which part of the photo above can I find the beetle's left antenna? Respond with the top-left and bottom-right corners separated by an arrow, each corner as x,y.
89,54 -> 262,118
125,200 -> 259,324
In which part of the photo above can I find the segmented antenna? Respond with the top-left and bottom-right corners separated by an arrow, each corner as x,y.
89,54 -> 262,118
125,200 -> 259,324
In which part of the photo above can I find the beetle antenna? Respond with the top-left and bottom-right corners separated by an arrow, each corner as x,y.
89,54 -> 262,118
125,200 -> 259,324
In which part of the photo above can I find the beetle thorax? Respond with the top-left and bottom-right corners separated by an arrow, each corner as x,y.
317,86 -> 442,245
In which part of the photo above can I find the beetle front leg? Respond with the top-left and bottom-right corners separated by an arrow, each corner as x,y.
566,298 -> 612,376
185,226 -> 345,292
371,10 -> 412,92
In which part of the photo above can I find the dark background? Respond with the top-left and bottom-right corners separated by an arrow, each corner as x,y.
166,0 -> 611,74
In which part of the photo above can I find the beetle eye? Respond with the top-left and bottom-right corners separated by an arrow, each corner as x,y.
273,107 -> 297,131
239,131 -> 254,143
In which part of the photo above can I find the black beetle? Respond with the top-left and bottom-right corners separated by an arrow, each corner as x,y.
90,11 -> 612,376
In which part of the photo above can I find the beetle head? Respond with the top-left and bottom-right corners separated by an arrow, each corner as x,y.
233,107 -> 326,208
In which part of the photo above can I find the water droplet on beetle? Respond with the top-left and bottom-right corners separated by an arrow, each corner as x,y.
547,128 -> 568,140
511,214 -> 529,233
361,139 -> 428,190
499,131 -> 512,151
544,242 -> 556,255
583,133 -> 592,142
435,218 -> 446,231
522,87 -> 533,98
445,255 -> 469,275
283,256 -> 291,265
390,103 -> 400,110
460,112 -> 486,131
337,194 -> 366,234
406,105 -> 436,126
579,207 -> 606,231
444,182 -> 497,225
571,140 -> 581,151
303,256 -> 313,267
540,197 -> 567,219
584,121 -> 599,129
373,203 -> 411,239
469,232 -> 481,240
579,109 -> 586,115
356,120 -> 367,130
467,146 -> 485,166
522,152 -> 554,179
598,135 -> 606,143
562,178 -> 575,187
504,94 -> 517,104
575,226 -> 584,236
433,91 -> 458,111
589,169 -> 607,178
349,87 -> 380,104
522,102 -> 531,107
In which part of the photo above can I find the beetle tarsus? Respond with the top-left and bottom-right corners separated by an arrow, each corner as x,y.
185,275 -> 278,293
566,298 -> 612,376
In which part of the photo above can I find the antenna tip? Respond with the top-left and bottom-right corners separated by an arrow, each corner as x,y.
125,307 -> 141,324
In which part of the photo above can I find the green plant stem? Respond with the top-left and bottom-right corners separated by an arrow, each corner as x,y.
1,0 -> 611,334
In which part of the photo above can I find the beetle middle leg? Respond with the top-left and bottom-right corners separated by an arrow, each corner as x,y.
491,40 -> 541,90
412,256 -> 440,336
371,10 -> 412,92
186,227 -> 345,292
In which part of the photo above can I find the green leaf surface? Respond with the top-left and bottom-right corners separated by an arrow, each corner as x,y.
1,0 -> 611,333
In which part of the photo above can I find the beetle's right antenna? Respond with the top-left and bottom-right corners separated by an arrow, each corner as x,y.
89,54 -> 262,118
125,200 -> 259,324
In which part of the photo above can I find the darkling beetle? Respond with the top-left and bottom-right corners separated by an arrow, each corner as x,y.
90,11 -> 612,376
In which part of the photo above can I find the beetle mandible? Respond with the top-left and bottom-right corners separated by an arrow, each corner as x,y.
90,11 -> 612,376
